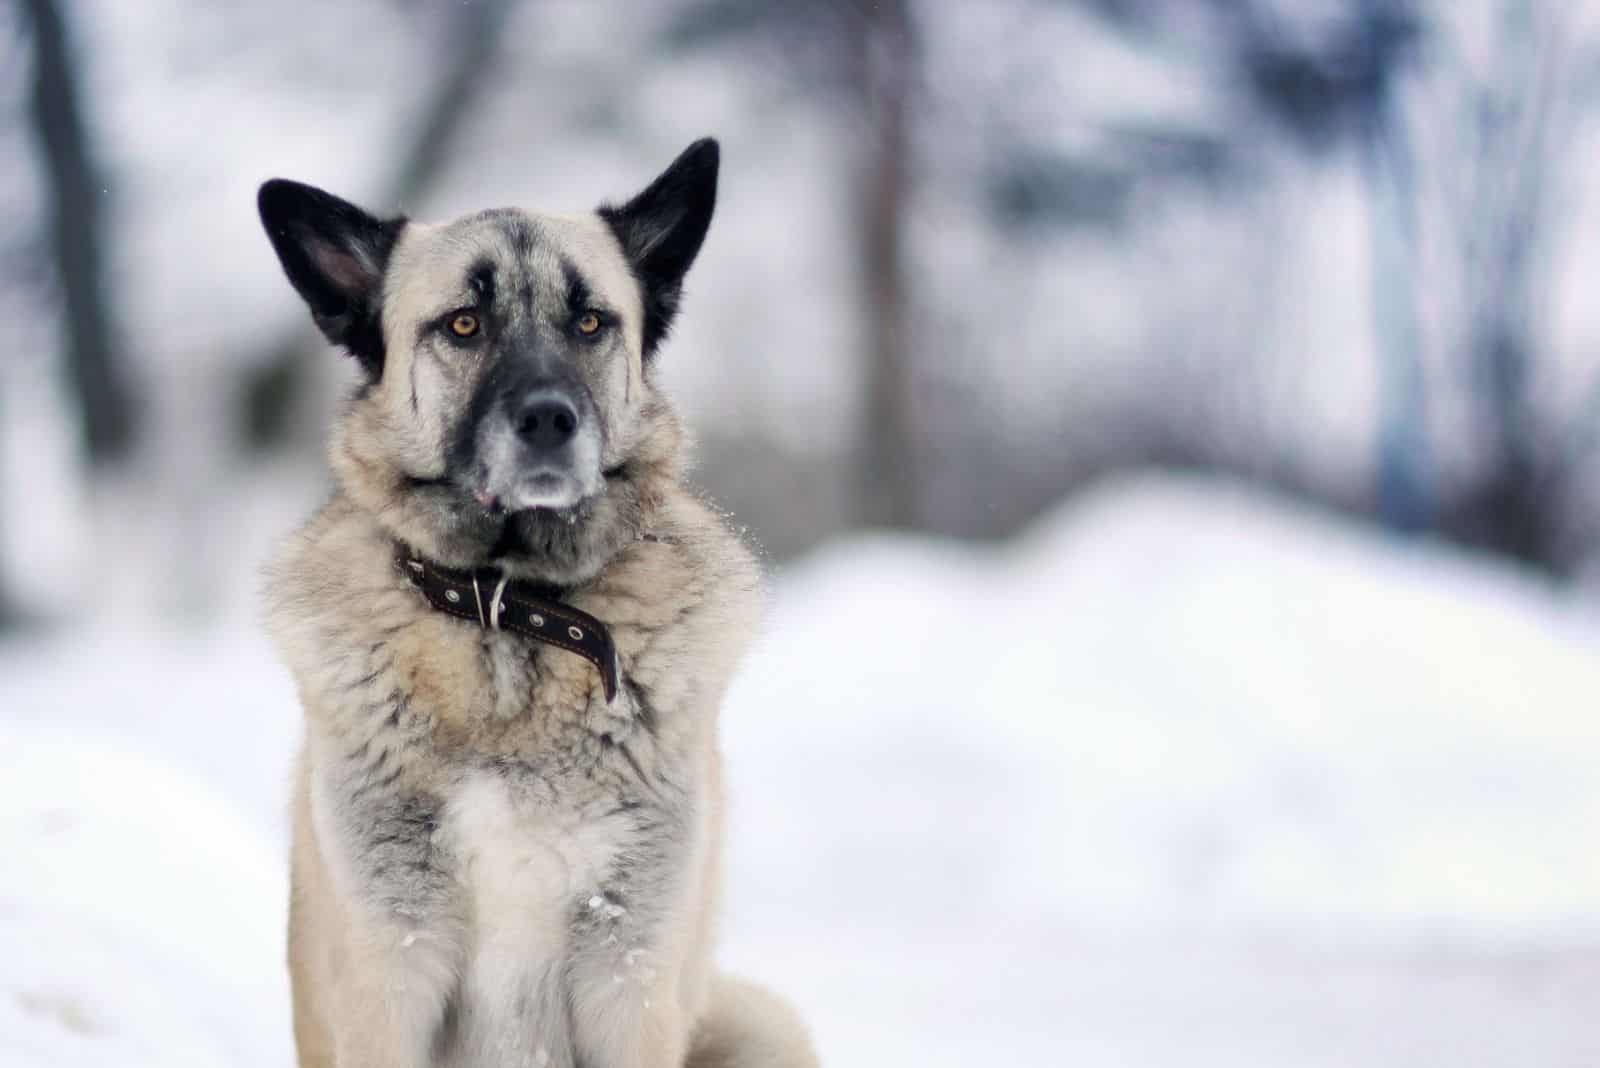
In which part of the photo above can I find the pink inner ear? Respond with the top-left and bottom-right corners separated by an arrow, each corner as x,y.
304,230 -> 377,298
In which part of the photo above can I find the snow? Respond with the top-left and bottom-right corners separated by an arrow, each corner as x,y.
5,474 -> 1600,1065
0,732 -> 290,1068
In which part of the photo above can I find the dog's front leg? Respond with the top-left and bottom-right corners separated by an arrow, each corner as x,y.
298,752 -> 463,1068
571,978 -> 689,1068
328,927 -> 458,1068
293,839 -> 459,1068
567,934 -> 690,1068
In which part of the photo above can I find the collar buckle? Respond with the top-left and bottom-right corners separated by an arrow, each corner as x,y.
397,543 -> 621,703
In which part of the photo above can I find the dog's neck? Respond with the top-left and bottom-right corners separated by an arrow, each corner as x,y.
394,542 -> 622,702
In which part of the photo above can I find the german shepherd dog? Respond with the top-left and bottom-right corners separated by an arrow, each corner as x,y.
257,139 -> 817,1067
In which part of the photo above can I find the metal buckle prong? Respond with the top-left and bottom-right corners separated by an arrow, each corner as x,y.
489,572 -> 511,630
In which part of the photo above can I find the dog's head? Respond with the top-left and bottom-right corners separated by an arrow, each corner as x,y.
258,139 -> 718,584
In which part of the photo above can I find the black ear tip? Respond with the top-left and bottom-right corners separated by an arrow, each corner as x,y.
258,178 -> 310,225
258,178 -> 284,212
259,177 -> 300,200
680,137 -> 720,175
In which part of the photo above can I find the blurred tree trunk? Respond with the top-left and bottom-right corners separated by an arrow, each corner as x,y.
1447,0 -> 1564,568
852,0 -> 919,529
0,371 -> 17,630
239,0 -> 518,450
1359,54 -> 1431,535
23,0 -> 136,465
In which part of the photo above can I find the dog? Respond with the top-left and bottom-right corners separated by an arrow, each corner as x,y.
257,138 -> 818,1068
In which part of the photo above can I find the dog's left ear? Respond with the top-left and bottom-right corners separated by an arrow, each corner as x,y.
599,138 -> 719,359
257,179 -> 404,377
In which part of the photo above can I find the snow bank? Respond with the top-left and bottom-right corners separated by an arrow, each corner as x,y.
719,475 -> 1600,1064
724,475 -> 1600,940
4,475 -> 1600,1065
0,731 -> 291,1068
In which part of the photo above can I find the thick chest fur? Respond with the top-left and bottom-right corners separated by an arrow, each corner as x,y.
274,493 -> 757,1065
446,771 -> 624,951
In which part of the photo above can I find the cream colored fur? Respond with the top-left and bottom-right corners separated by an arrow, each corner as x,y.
266,200 -> 817,1066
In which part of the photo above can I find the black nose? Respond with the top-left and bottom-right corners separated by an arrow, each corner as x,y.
514,391 -> 579,451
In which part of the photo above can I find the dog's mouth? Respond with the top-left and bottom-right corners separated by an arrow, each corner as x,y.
471,468 -> 590,516
406,458 -> 635,581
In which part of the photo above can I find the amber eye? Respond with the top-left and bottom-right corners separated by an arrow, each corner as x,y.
449,312 -> 479,338
577,311 -> 602,336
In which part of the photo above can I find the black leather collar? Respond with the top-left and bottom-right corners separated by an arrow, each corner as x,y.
395,544 -> 619,703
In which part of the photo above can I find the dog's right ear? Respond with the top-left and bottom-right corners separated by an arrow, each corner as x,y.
257,179 -> 404,376
599,138 -> 719,361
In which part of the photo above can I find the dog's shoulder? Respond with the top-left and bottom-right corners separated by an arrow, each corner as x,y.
579,483 -> 764,717
264,495 -> 439,716
266,495 -> 390,619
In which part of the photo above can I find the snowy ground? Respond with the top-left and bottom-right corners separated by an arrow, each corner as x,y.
5,474 -> 1600,1066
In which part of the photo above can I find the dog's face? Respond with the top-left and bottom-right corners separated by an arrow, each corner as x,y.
259,140 -> 718,583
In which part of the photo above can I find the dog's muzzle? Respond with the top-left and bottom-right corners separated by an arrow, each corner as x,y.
471,375 -> 604,513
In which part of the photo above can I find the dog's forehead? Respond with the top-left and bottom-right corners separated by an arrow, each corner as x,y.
384,208 -> 637,319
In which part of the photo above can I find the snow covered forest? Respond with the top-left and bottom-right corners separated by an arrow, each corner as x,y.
5,1 -> 1600,1064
